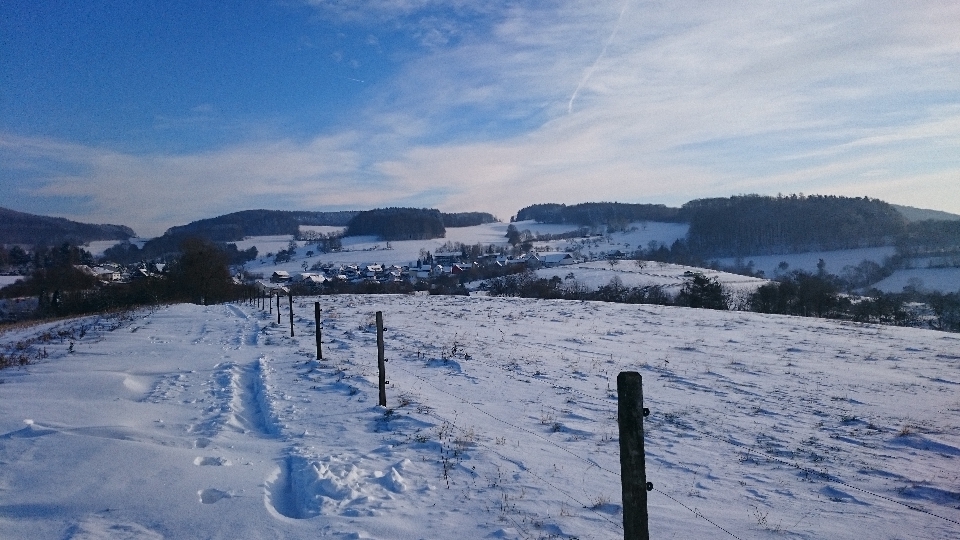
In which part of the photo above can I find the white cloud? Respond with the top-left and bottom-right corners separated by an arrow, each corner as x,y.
1,133 -> 422,237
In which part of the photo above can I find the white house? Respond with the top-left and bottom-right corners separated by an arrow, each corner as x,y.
91,266 -> 122,282
536,253 -> 576,267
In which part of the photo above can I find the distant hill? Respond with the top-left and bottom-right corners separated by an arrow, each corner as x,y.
102,209 -> 361,263
682,195 -> 908,257
891,204 -> 960,222
164,209 -> 360,241
0,207 -> 135,246
98,208 -> 498,263
516,196 -> 913,259
160,209 -> 496,242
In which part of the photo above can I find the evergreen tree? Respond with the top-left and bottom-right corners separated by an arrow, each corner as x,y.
676,273 -> 728,310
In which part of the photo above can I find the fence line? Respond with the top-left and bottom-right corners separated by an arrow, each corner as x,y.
394,354 -> 750,539
256,301 -> 752,539
388,329 -> 960,535
247,300 -> 959,536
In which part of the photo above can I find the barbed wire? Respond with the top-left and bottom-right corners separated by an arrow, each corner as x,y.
685,425 -> 960,528
395,347 -> 960,534
391,360 -> 621,478
422,410 -> 625,536
652,487 -> 745,540
390,347 -> 758,538
436,346 -> 621,409
291,305 -> 960,535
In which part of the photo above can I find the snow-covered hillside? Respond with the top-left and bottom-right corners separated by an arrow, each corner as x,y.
2,297 -> 958,539
238,221 -> 686,276
714,247 -> 897,278
531,261 -> 769,305
871,268 -> 960,294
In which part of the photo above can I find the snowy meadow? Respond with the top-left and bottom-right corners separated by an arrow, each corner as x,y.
1,296 -> 959,539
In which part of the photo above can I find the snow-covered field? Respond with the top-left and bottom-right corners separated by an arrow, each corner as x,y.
531,261 -> 769,304
714,247 -> 897,278
83,240 -> 125,258
871,268 -> 960,294
2,297 -> 959,539
0,276 -> 24,288
83,238 -> 150,257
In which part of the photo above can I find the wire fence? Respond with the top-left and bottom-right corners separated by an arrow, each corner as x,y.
386,331 -> 960,537
249,298 -> 960,539
415,329 -> 960,534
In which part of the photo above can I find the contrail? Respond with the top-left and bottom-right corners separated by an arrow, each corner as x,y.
567,0 -> 630,114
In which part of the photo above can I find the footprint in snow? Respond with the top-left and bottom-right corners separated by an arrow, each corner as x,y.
194,456 -> 230,466
198,488 -> 231,504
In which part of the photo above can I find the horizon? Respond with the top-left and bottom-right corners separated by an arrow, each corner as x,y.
3,1 -> 959,237
4,195 -> 956,240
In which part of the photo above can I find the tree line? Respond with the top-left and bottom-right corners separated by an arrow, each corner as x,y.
514,203 -> 682,229
683,195 -> 907,257
481,267 -> 960,332
515,195 -> 960,262
2,239 -> 248,320
345,208 -> 446,240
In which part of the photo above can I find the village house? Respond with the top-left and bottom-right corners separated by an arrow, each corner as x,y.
535,252 -> 577,268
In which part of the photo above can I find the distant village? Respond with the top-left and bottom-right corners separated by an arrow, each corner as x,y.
254,250 -> 586,292
25,244 -> 594,294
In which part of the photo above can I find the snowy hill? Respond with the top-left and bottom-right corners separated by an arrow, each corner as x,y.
714,247 -> 897,278
1,297 -> 958,539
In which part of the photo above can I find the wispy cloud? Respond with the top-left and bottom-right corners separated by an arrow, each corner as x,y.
365,0 -> 960,213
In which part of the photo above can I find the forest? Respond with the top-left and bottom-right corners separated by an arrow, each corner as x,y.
516,196 -> 930,259
682,195 -> 908,257
514,202 -> 682,228
345,208 -> 446,240
439,212 -> 498,228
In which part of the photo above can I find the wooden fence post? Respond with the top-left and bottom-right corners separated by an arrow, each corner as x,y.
276,293 -> 281,325
376,311 -> 387,407
617,371 -> 650,540
315,302 -> 323,360
288,291 -> 294,337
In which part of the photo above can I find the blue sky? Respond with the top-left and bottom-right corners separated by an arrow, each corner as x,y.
2,0 -> 959,237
